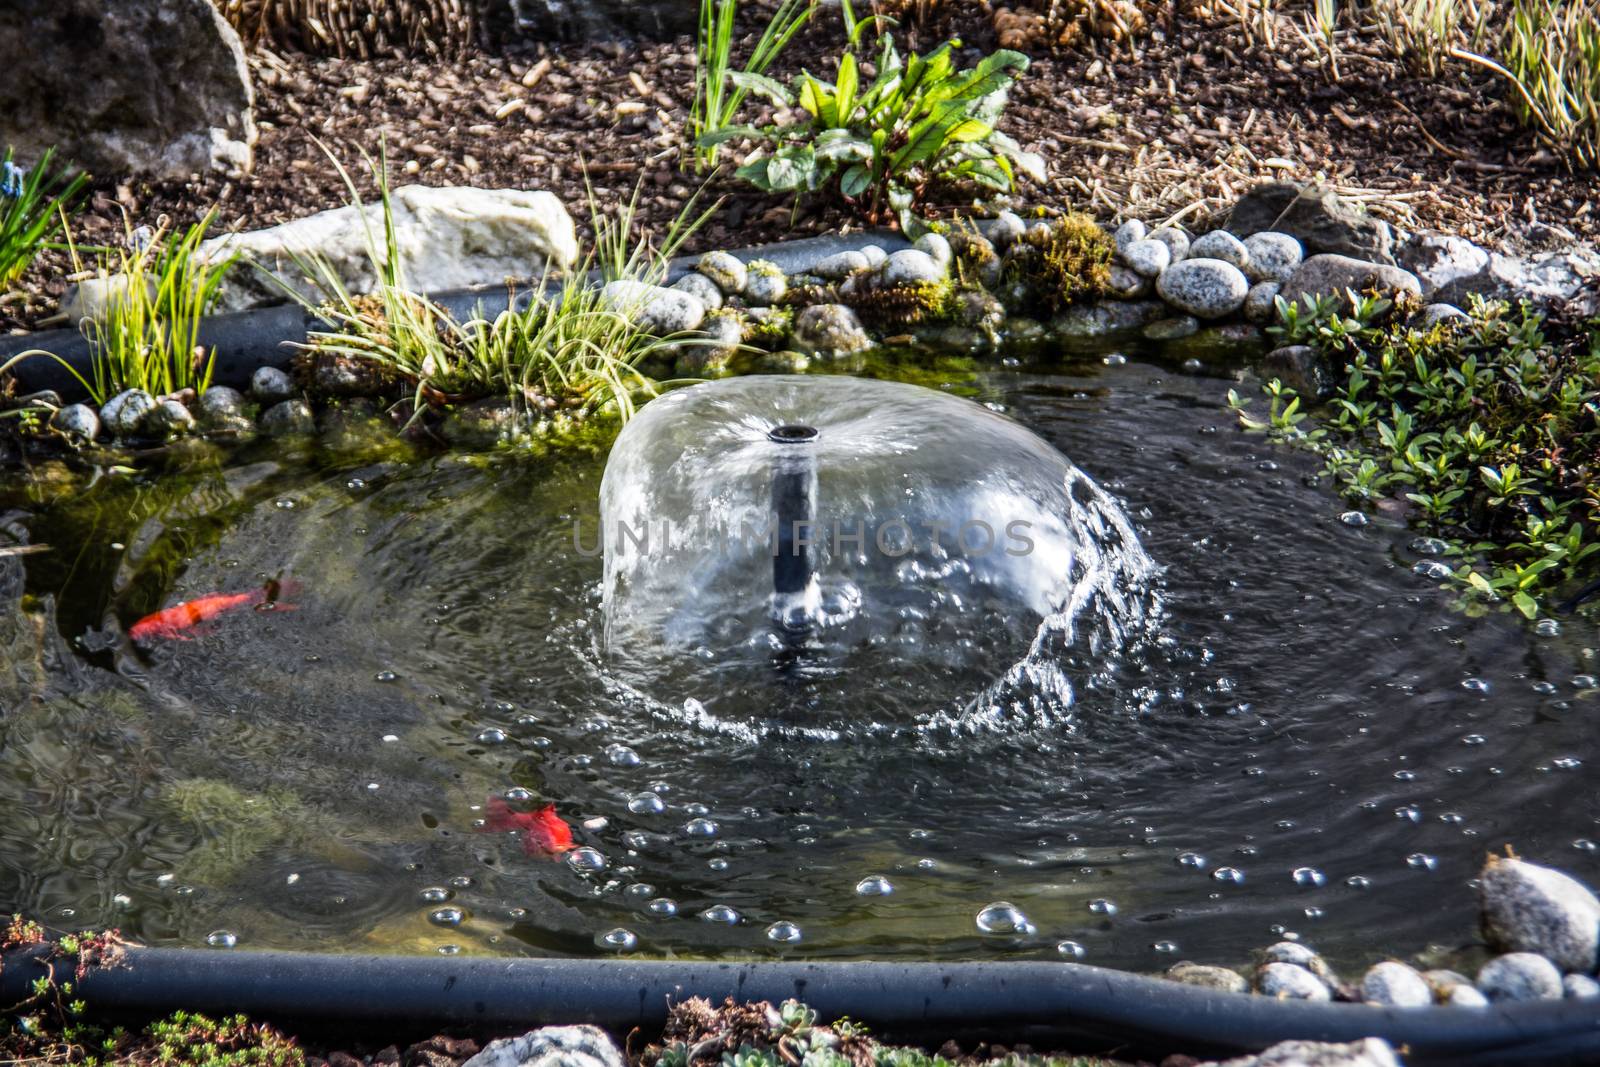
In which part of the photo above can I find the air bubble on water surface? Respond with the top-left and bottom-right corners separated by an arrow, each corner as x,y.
647,898 -> 679,916
700,904 -> 741,924
856,876 -> 894,897
206,930 -> 238,948
629,792 -> 665,815
1057,941 -> 1086,959
1087,899 -> 1117,916
597,928 -> 638,952
428,907 -> 464,927
1213,868 -> 1244,885
976,902 -> 1034,935
684,818 -> 718,837
1292,867 -> 1326,888
567,848 -> 606,873
766,921 -> 802,943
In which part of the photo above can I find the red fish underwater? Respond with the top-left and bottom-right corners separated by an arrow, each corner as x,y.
128,578 -> 298,643
481,796 -> 575,857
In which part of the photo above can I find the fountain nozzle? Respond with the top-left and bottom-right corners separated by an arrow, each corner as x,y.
770,425 -> 818,622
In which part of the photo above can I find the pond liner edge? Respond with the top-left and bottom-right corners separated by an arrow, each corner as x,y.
2,948 -> 1598,1065
0,231 -> 913,403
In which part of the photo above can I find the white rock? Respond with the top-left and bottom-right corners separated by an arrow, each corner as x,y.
696,251 -> 747,296
1477,952 -> 1565,1002
1420,302 -> 1468,326
462,1025 -> 626,1067
1209,1038 -> 1400,1067
251,366 -> 295,402
1360,961 -> 1431,1007
859,245 -> 888,269
1479,855 -> 1600,973
811,250 -> 872,279
99,389 -> 157,437
914,232 -> 953,269
1258,962 -> 1331,1001
1565,973 -> 1600,999
1147,227 -> 1191,263
1244,281 -> 1282,323
1243,231 -> 1304,283
1190,230 -> 1252,272
1114,219 -> 1147,253
982,211 -> 1026,250
1122,238 -> 1172,278
672,272 -> 724,310
600,280 -> 706,335
202,185 -> 580,312
880,248 -> 946,287
743,260 -> 787,307
1156,258 -> 1250,319
1447,984 -> 1490,1008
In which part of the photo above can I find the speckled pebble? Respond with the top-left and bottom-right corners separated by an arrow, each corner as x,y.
99,388 -> 157,437
251,366 -> 294,402
672,271 -> 725,311
1156,258 -> 1250,319
1244,281 -> 1283,324
696,251 -> 747,296
1258,962 -> 1331,1001
743,261 -> 787,306
1479,855 -> 1600,973
1190,230 -> 1252,272
1123,238 -> 1172,279
1477,952 -> 1565,1002
1360,962 -> 1431,1007
1114,219 -> 1147,253
197,385 -> 245,420
50,403 -> 100,441
1242,231 -> 1304,283
146,398 -> 196,435
1147,227 -> 1191,263
812,250 -> 871,279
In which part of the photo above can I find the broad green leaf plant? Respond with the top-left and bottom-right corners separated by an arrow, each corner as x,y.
702,2 -> 1043,234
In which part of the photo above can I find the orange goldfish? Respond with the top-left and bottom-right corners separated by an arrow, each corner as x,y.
481,796 -> 575,857
128,579 -> 297,643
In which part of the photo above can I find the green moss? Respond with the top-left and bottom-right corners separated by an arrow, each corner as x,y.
742,307 -> 795,349
160,778 -> 314,885
1021,212 -> 1114,312
747,259 -> 785,279
851,279 -> 956,329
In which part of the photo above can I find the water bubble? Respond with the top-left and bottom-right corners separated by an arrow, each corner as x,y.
1087,898 -> 1117,916
205,930 -> 238,948
647,898 -> 679,916
504,787 -> 533,802
606,744 -> 641,767
1552,756 -> 1583,770
437,944 -> 462,956
856,875 -> 894,897
684,818 -> 718,838
475,728 -> 507,745
916,858 -> 938,871
1575,839 -> 1597,853
1395,805 -> 1422,823
419,886 -> 451,903
597,928 -> 638,952
1462,733 -> 1486,746
976,902 -> 1035,935
1409,536 -> 1449,555
625,883 -> 657,901
1462,678 -> 1489,693
1057,940 -> 1086,959
274,498 -> 297,510
766,921 -> 803,943
1304,907 -> 1325,920
1413,560 -> 1453,580
1536,619 -> 1562,638
428,907 -> 464,927
1177,852 -> 1207,870
507,908 -> 527,919
1438,812 -> 1464,825
1103,353 -> 1126,366
684,802 -> 710,816
1406,853 -> 1438,871
375,670 -> 399,683
449,875 -> 474,889
1393,770 -> 1416,781
567,847 -> 607,873
112,894 -> 132,908
708,858 -> 730,871
1532,681 -> 1558,695
1181,358 -> 1204,375
1338,511 -> 1368,527
700,904 -> 741,924
1213,867 -> 1245,885
1292,867 -> 1327,888
1152,941 -> 1179,954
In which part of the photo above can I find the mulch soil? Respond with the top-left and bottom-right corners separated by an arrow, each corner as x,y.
4,0 -> 1597,335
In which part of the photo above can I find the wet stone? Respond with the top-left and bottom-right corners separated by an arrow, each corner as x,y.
743,261 -> 787,306
1210,1038 -> 1400,1067
1479,855 -> 1600,973
791,304 -> 870,359
952,290 -> 1005,330
196,385 -> 245,421
1476,952 -> 1564,1002
100,388 -> 157,437
146,398 -> 196,435
1261,344 -> 1329,400
1166,962 -> 1249,994
1244,281 -> 1282,324
676,311 -> 744,375
696,251 -> 747,296
251,365 -> 294,402
1360,961 -> 1431,1007
1052,299 -> 1166,337
259,399 -> 315,436
1258,962 -> 1331,1001
1144,315 -> 1200,341
1261,941 -> 1338,988
672,271 -> 724,311
442,398 -> 521,448
50,403 -> 100,441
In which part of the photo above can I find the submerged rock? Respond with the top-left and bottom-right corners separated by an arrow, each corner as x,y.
251,366 -> 295,403
676,311 -> 744,375
259,399 -> 315,436
1156,258 -> 1250,319
1479,854 -> 1600,973
1477,952 -> 1564,1002
442,398 -> 521,449
1144,316 -> 1200,341
1226,182 -> 1395,265
1279,255 -> 1422,308
1051,299 -> 1166,337
791,304 -> 870,359
601,280 -> 706,335
696,251 -> 747,296
1261,344 -> 1329,399
1166,961 -> 1249,994
1360,961 -> 1431,1007
1243,232 -> 1304,283
100,389 -> 157,438
1257,962 -> 1331,1001
1108,265 -> 1152,299
50,403 -> 100,441
1208,1038 -> 1399,1067
461,1025 -> 626,1067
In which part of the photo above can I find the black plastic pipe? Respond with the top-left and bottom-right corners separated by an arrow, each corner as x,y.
0,231 -> 911,402
769,423 -> 819,607
2,948 -> 1598,1065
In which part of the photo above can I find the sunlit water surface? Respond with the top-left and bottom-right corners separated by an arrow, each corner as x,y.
2,340 -> 1596,972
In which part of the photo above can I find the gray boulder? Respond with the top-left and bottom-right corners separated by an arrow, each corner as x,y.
1257,962 -> 1331,1001
1226,183 -> 1395,265
1279,255 -> 1421,308
1477,952 -> 1564,1002
1156,258 -> 1251,319
251,366 -> 295,403
146,398 -> 196,435
880,248 -> 946,288
792,304 -> 870,359
462,1025 -> 627,1067
1190,230 -> 1252,272
0,0 -> 255,179
672,271 -> 724,311
1114,219 -> 1147,253
1051,299 -> 1166,337
99,389 -> 157,437
1208,1039 -> 1400,1067
1148,227 -> 1191,263
676,311 -> 744,375
1479,854 -> 1600,973
1396,233 -> 1491,297
1261,344 -> 1330,399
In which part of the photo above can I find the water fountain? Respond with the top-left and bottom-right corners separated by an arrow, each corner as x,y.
599,376 -> 1157,736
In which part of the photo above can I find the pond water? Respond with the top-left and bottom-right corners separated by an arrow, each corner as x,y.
2,337 -> 1596,972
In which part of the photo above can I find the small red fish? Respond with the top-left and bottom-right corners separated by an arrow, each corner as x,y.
481,796 -> 575,857
128,578 -> 298,644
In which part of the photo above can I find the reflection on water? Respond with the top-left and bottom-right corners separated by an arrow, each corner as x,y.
0,342 -> 1596,973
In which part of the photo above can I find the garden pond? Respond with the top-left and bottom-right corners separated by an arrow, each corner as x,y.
1,335 -> 1595,975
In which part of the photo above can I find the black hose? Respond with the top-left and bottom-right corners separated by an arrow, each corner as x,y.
0,232 -> 911,402
1,949 -> 1597,1065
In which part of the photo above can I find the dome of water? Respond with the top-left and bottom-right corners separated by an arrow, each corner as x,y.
599,376 -> 1157,736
